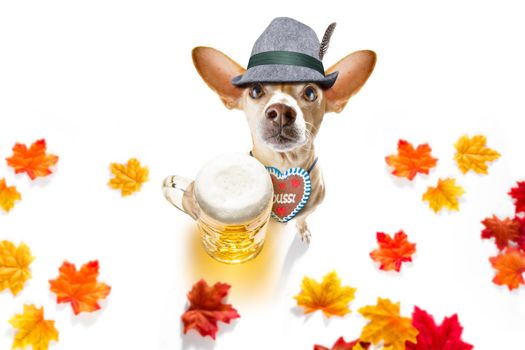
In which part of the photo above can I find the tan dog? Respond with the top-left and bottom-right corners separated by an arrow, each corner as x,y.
190,47 -> 376,243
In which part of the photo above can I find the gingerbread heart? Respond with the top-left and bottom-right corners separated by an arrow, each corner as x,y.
266,166 -> 311,223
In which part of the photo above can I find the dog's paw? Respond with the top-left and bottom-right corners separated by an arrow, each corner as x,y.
296,220 -> 311,244
300,227 -> 311,244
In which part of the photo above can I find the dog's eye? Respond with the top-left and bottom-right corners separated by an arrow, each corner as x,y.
249,83 -> 264,99
303,86 -> 317,102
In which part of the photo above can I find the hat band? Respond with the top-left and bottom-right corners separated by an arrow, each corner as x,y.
247,51 -> 325,76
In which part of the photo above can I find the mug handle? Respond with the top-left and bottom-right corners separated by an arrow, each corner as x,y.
162,175 -> 199,220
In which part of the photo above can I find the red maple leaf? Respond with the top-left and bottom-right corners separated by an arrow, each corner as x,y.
515,215 -> 525,250
385,140 -> 438,181
509,181 -> 525,214
370,230 -> 417,272
481,215 -> 521,250
406,307 -> 473,350
181,279 -> 240,339
314,337 -> 370,350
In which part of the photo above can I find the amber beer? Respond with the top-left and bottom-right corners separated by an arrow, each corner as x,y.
163,153 -> 273,264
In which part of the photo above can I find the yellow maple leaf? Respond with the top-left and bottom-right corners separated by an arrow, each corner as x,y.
352,344 -> 367,350
108,158 -> 149,196
294,270 -> 356,317
0,178 -> 21,213
359,298 -> 418,350
454,134 -> 500,174
9,304 -> 59,350
0,240 -> 34,295
422,177 -> 465,213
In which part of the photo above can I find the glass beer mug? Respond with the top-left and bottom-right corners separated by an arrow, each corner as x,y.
162,153 -> 274,264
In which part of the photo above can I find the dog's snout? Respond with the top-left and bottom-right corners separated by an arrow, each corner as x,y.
265,103 -> 297,126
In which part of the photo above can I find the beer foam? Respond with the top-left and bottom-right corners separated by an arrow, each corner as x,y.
194,153 -> 273,224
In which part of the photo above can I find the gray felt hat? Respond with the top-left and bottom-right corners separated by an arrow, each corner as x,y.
231,17 -> 339,89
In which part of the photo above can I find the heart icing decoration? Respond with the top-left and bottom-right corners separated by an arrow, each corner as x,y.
266,166 -> 311,223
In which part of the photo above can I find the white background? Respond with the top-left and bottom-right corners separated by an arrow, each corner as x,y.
1,1 -> 524,349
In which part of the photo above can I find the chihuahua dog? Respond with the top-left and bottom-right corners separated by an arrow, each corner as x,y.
190,44 -> 375,243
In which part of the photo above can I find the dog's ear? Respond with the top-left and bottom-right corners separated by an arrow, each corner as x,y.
324,50 -> 376,113
192,47 -> 246,110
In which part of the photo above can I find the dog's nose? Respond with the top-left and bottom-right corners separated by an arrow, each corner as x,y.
265,103 -> 297,127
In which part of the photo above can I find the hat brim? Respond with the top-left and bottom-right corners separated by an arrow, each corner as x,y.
231,64 -> 338,89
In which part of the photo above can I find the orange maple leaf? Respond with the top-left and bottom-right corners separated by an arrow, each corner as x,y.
9,304 -> 59,350
422,178 -> 465,213
6,139 -> 59,180
481,215 -> 521,250
385,140 -> 437,180
49,260 -> 111,315
370,230 -> 416,272
182,279 -> 240,339
0,240 -> 34,296
454,134 -> 500,174
294,271 -> 357,318
0,178 -> 22,213
489,247 -> 525,290
359,298 -> 418,350
314,337 -> 370,350
108,158 -> 149,196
